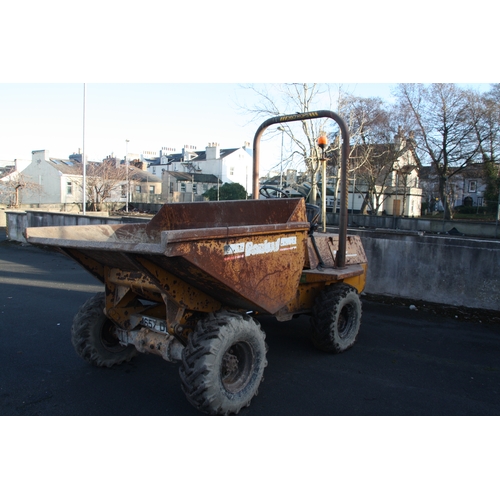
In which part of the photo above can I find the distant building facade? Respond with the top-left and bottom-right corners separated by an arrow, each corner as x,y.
20,150 -> 84,205
419,163 -> 496,211
17,150 -> 162,207
147,142 -> 253,199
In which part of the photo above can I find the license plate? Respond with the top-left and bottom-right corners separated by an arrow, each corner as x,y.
140,315 -> 168,334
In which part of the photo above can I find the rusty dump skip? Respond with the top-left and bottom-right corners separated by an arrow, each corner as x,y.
25,198 -> 311,315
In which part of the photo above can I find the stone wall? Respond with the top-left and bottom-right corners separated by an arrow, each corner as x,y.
5,209 -> 500,312
355,229 -> 500,312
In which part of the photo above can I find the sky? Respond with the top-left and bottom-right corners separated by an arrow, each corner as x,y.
0,83 -> 492,170
0,82 -> 401,161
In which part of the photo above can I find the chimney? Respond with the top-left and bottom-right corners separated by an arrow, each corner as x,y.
206,142 -> 220,160
32,150 -> 47,161
183,145 -> 196,162
394,126 -> 406,151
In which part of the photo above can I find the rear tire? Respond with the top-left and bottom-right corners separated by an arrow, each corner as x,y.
71,292 -> 137,367
311,284 -> 362,353
179,311 -> 267,415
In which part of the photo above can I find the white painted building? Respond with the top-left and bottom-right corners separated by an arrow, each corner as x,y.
17,150 -> 162,207
151,143 -> 253,197
20,150 -> 84,205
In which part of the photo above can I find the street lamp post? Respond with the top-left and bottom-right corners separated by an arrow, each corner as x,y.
125,139 -> 130,212
82,83 -> 86,215
278,126 -> 285,191
317,131 -> 328,233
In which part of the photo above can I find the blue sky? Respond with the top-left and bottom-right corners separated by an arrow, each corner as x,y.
0,83 -> 492,171
0,83 -> 397,161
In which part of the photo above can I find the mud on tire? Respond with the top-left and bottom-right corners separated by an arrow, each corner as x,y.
71,292 -> 137,367
179,311 -> 267,415
311,284 -> 362,353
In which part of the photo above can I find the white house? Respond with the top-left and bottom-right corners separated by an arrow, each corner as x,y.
18,150 -> 162,207
20,150 -> 83,205
152,143 -> 253,197
343,131 -> 422,217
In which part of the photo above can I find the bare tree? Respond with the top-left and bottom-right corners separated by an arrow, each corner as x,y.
76,159 -> 126,211
0,171 -> 43,207
395,83 -> 481,219
241,83 -> 339,203
329,96 -> 417,215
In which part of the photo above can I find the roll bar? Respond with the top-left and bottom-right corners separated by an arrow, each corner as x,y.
252,110 -> 350,268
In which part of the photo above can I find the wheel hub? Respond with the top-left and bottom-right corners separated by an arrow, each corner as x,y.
222,351 -> 239,377
220,342 -> 253,394
338,304 -> 354,338
100,320 -> 128,353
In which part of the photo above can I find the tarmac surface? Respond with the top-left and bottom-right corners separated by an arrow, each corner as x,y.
1,227 -> 499,416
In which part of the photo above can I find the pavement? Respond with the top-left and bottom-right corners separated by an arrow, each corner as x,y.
1,226 -> 499,416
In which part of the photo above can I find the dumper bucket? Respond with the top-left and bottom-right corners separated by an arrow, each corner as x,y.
25,198 -> 311,315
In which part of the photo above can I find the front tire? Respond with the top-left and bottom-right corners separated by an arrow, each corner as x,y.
311,284 -> 362,353
71,292 -> 137,367
179,311 -> 267,415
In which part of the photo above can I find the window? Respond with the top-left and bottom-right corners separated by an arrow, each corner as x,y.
121,185 -> 127,197
468,180 -> 477,193
193,184 -> 197,194
181,183 -> 186,192
230,166 -> 235,176
135,185 -> 141,193
66,181 -> 72,195
149,185 -> 155,194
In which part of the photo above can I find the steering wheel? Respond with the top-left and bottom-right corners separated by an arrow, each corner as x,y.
259,185 -> 290,199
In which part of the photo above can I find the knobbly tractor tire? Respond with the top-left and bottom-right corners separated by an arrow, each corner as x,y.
179,311 -> 268,415
311,284 -> 362,353
71,292 -> 137,367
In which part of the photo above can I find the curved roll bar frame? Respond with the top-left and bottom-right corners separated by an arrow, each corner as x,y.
252,110 -> 350,268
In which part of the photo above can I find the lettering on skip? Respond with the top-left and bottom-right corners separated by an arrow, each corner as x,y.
223,236 -> 297,261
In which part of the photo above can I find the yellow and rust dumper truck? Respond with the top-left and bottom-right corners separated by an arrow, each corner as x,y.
25,111 -> 367,415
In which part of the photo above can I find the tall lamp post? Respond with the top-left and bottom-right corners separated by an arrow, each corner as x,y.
125,139 -> 130,212
317,131 -> 328,232
82,83 -> 86,215
277,126 -> 285,191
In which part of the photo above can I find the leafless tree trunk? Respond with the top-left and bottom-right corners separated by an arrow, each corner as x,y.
0,172 -> 43,207
75,159 -> 126,211
395,83 -> 481,220
333,95 -> 407,215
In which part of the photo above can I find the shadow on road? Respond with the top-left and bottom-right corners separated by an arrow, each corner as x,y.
1,231 -> 499,416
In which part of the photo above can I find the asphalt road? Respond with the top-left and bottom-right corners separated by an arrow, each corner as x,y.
1,228 -> 499,416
